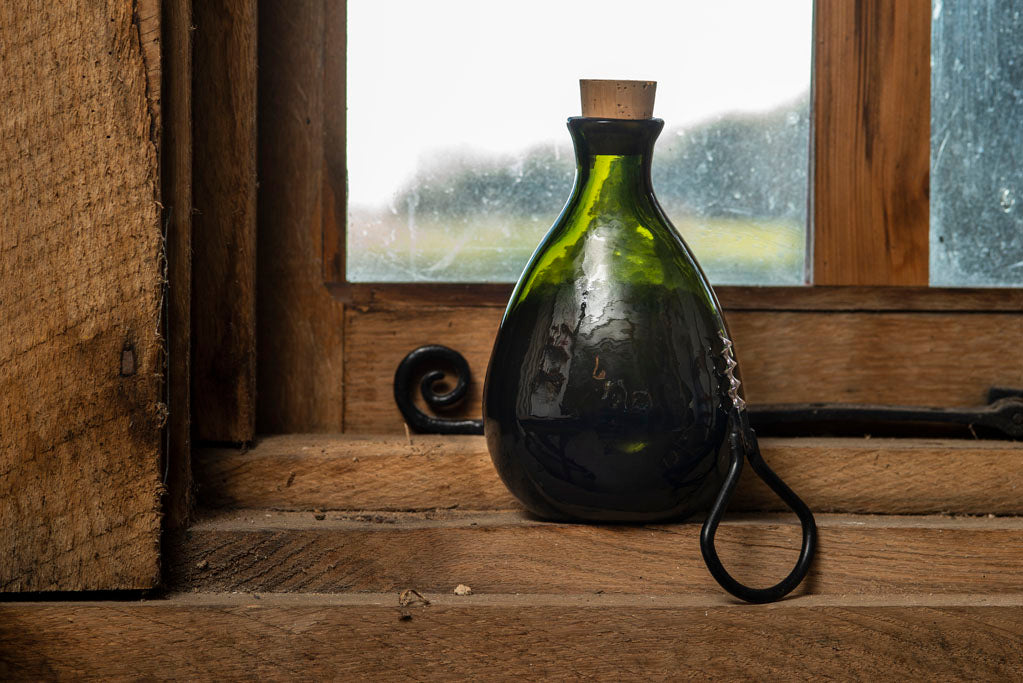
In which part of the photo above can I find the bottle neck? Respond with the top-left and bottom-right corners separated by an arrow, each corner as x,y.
576,155 -> 652,209
567,117 -> 663,213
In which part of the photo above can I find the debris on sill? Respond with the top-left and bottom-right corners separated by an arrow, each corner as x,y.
398,589 -> 430,608
398,589 -> 431,622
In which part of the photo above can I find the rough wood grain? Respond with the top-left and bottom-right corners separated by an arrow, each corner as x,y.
0,0 -> 164,590
191,0 -> 257,442
163,0 -> 193,529
195,435 -> 1023,515
257,0 -> 346,433
3,594 -> 1021,680
197,434 -> 512,511
814,0 -> 931,285
169,511 -> 1023,596
346,307 -> 1023,432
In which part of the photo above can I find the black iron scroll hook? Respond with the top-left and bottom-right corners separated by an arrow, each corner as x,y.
699,335 -> 817,603
393,345 -> 484,435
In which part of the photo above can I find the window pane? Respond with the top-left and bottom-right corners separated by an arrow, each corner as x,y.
931,0 -> 1023,287
346,1 -> 812,284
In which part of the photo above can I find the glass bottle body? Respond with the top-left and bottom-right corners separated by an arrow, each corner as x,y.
483,117 -> 733,522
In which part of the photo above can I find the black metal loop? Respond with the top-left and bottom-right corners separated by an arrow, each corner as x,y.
700,409 -> 818,603
394,345 -> 485,435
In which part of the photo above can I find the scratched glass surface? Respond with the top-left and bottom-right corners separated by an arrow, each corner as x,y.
346,1 -> 812,284
931,0 -> 1023,286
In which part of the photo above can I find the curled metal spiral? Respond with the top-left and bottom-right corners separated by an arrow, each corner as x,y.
393,345 -> 484,435
719,334 -> 746,411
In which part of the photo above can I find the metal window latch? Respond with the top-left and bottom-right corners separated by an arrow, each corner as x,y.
394,345 -> 1023,440
746,387 -> 1023,439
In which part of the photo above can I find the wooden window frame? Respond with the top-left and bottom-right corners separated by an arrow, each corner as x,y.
292,0 -> 1018,436
193,0 -> 1023,456
4,0 -> 1020,606
323,0 -> 929,302
170,0 -> 1023,650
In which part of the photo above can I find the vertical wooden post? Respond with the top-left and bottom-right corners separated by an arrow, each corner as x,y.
256,0 -> 347,433
813,0 -> 931,285
322,0 -> 347,286
191,0 -> 259,442
164,0 -> 194,529
1,0 -> 165,590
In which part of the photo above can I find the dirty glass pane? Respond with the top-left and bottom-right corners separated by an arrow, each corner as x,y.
931,0 -> 1023,286
346,1 -> 812,284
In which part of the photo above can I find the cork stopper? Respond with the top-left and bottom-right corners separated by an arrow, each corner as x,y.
580,79 -> 657,119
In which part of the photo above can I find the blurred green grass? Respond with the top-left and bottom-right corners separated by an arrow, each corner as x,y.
348,213 -> 805,285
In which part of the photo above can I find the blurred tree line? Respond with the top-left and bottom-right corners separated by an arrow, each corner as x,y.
392,92 -> 810,229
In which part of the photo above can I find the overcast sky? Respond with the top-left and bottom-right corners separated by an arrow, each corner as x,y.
347,0 -> 812,206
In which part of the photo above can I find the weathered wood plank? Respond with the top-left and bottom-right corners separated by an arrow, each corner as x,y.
191,0 -> 258,442
814,0 -> 931,285
256,0 -> 346,432
0,0 -> 164,590
3,594 -> 1021,680
196,435 -> 1023,515
197,434 -> 511,510
346,307 -> 1023,432
163,0 -> 193,528
168,511 -> 1023,596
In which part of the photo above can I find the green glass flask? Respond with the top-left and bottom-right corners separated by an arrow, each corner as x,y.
482,80 -> 816,602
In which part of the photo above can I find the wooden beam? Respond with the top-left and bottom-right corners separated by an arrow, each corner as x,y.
197,434 -> 513,510
813,0 -> 931,285
344,307 -> 1023,432
196,435 -> 1023,516
0,0 -> 164,591
168,510 -> 1023,596
328,283 -> 1023,311
3,594 -> 1021,679
256,0 -> 346,432
191,0 -> 258,442
163,0 -> 194,529
321,0 -> 346,285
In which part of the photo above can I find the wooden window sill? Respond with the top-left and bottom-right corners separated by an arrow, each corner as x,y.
169,507 -> 1023,597
194,434 -> 1023,515
12,434 -> 1021,675
172,434 -> 1023,596
5,592 -> 1023,678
